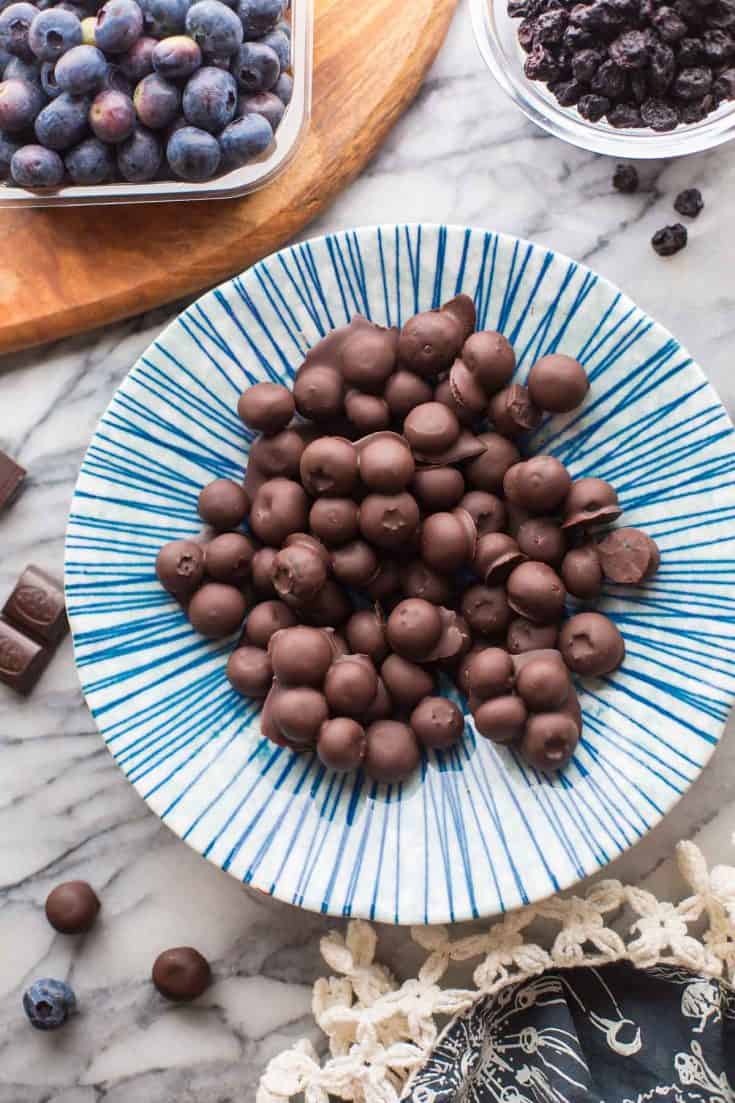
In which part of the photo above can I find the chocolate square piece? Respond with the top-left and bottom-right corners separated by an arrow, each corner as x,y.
3,565 -> 68,645
0,450 -> 26,512
0,617 -> 51,695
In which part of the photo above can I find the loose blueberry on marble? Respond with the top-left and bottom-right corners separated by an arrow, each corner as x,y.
22,979 -> 77,1030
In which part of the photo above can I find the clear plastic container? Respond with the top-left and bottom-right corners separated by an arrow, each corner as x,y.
0,0 -> 313,207
470,0 -> 735,159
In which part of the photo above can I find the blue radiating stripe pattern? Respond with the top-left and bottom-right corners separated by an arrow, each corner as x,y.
64,224 -> 735,925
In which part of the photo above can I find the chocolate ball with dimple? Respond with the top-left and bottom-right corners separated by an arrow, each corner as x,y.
401,560 -> 453,606
460,491 -> 506,536
300,437 -> 358,498
331,540 -> 379,588
205,532 -> 256,584
465,432 -> 520,493
489,384 -> 542,438
384,370 -> 433,420
462,330 -> 516,394
434,377 -> 477,428
517,519 -> 566,566
152,947 -> 211,1001
359,492 -> 420,550
561,545 -> 603,599
270,625 -> 333,686
341,328 -> 396,393
404,402 -> 460,455
325,656 -> 378,716
507,562 -> 566,625
271,543 -> 327,604
461,584 -> 510,638
345,392 -> 390,434
466,647 -> 514,700
249,428 -> 305,480
521,713 -> 579,771
398,310 -> 464,379
505,456 -> 572,513
597,528 -> 660,584
188,583 -> 247,638
516,655 -> 570,711
45,881 -> 100,934
563,477 -> 622,530
507,617 -> 559,654
381,653 -> 434,710
386,598 -> 442,660
293,364 -> 344,421
410,696 -> 464,750
227,645 -> 273,697
473,695 -> 527,744
250,478 -> 309,546
420,511 -> 472,573
474,532 -> 525,584
245,599 -> 296,648
559,612 -> 625,676
299,580 -> 353,628
412,467 -> 465,512
273,687 -> 329,746
359,434 -> 415,493
364,720 -> 421,783
198,478 -> 250,530
345,610 -> 388,665
251,547 -> 278,596
238,382 -> 294,435
528,354 -> 589,414
156,539 -> 205,597
317,717 -> 367,772
309,498 -> 359,547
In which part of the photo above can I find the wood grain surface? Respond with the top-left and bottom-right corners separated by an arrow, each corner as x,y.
0,0 -> 457,355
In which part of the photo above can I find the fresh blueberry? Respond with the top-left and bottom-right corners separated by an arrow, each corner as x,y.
0,3 -> 39,61
116,121 -> 160,178
133,71 -> 179,126
185,0 -> 242,56
40,59 -> 60,95
119,33 -> 155,81
257,26 -> 287,68
138,0 -> 189,37
166,122 -> 219,177
152,34 -> 201,78
276,16 -> 289,39
273,68 -> 290,102
182,63 -> 236,129
0,129 -> 19,174
0,45 -> 12,74
0,76 -> 43,129
28,7 -> 82,60
22,979 -> 76,1028
237,88 -> 282,128
65,133 -> 113,180
95,0 -> 143,53
100,61 -> 131,93
80,14 -> 96,43
89,86 -> 134,140
55,44 -> 107,92
55,1 -> 86,16
237,0 -> 281,38
4,54 -> 42,83
34,91 -> 89,148
218,108 -> 270,164
230,40 -> 278,90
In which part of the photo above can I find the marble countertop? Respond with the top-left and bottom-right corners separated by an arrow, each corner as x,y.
1,2 -> 734,1098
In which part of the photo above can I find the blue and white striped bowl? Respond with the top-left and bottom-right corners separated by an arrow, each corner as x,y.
65,224 -> 735,925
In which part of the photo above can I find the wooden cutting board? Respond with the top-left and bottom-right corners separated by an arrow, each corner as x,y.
0,0 -> 457,355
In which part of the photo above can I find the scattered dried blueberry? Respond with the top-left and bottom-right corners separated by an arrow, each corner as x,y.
591,58 -> 626,97
672,64 -> 713,98
607,101 -> 643,125
612,162 -> 639,192
549,76 -> 584,104
609,29 -> 649,69
23,979 -> 76,1031
674,186 -> 703,216
651,222 -> 688,256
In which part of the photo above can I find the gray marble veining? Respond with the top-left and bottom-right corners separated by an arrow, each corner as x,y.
1,2 -> 734,1098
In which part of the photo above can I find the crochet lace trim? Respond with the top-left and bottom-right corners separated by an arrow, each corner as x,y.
257,841 -> 735,1103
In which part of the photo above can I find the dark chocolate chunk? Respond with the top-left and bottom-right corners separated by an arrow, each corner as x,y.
0,449 -> 26,512
152,947 -> 211,1001
45,881 -> 100,934
0,617 -> 51,695
3,565 -> 68,645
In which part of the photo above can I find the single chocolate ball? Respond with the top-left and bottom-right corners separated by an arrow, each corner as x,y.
299,579 -> 353,627
198,479 -> 250,531
474,532 -> 525,585
597,528 -> 660,584
251,547 -> 278,596
448,358 -> 488,418
271,544 -> 328,604
205,532 -> 256,584
398,310 -> 464,379
249,428 -> 305,480
420,512 -> 472,573
345,610 -> 388,665
461,330 -> 515,394
561,545 -> 603,599
250,478 -> 309,546
384,370 -> 433,420
563,478 -> 622,530
364,558 -> 402,601
188,583 -> 247,638
466,647 -> 515,700
528,354 -> 589,414
300,437 -> 358,498
293,364 -> 344,421
341,327 -> 396,393
381,653 -> 434,709
516,655 -> 570,711
152,947 -> 211,1001
404,402 -> 460,455
559,612 -> 625,676
273,687 -> 330,746
359,435 -> 415,493
359,492 -> 420,550
465,432 -> 520,493
489,384 -> 542,438
309,497 -> 359,547
227,645 -> 273,697
504,456 -> 572,513
507,617 -> 559,654
270,625 -> 333,686
521,713 -> 579,771
387,598 -> 442,660
364,720 -> 421,783
365,676 -> 393,721
317,717 -> 367,772
286,531 -> 332,567
345,392 -> 390,434
331,540 -> 379,587
461,584 -> 511,638
517,519 -> 566,566
45,881 -> 100,934
507,562 -> 566,625
401,560 -> 454,606
245,599 -> 297,648
156,539 -> 205,597
473,695 -> 527,743
412,467 -> 465,512
238,382 -> 295,435
410,696 -> 464,750
434,377 -> 477,428
460,491 -> 506,536
325,656 -> 378,716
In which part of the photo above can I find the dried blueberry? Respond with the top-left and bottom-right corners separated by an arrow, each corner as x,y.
185,0 -> 243,56
630,69 -> 649,101
182,65 -> 237,130
673,0 -> 705,25
679,92 -> 714,117
708,0 -> 735,27
577,91 -> 611,117
607,100 -> 643,123
534,6 -> 569,40
702,27 -> 734,62
651,223 -> 688,255
571,46 -> 605,80
117,122 -> 161,179
613,162 -> 639,190
237,0 -> 283,38
678,35 -> 706,63
648,42 -> 676,93
640,95 -> 680,126
524,41 -> 561,78
28,7 -> 81,60
652,5 -> 689,39
166,123 -> 220,179
673,63 -> 713,95
23,979 -> 76,1030
230,39 -> 279,90
591,57 -> 626,94
64,134 -> 114,182
549,75 -> 584,101
563,22 -> 595,47
95,0 -> 143,53
674,186 -> 704,215
518,16 -> 539,50
609,28 -> 650,66
713,65 -> 735,100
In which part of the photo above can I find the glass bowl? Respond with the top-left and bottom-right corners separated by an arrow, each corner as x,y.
470,0 -> 735,158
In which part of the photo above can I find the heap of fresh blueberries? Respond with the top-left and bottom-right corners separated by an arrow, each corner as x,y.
0,0 -> 292,188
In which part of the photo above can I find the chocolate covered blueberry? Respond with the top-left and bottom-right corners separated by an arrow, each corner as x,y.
269,625 -> 333,686
412,467 -> 466,512
198,477 -> 249,530
45,881 -> 100,934
528,354 -> 589,413
331,539 -> 379,588
340,324 -> 397,393
381,653 -> 434,710
156,538 -> 205,596
506,561 -> 566,624
300,437 -> 357,498
358,433 -> 415,493
420,510 -> 475,572
507,616 -> 559,654
345,392 -> 390,434
271,542 -> 328,603
404,401 -> 460,455
244,599 -> 296,648
226,643 -> 273,696
384,370 -> 433,420
188,582 -> 247,637
516,517 -> 566,565
364,719 -> 421,783
503,455 -> 571,512
152,947 -> 211,1001
249,477 -> 308,545
461,330 -> 516,394
325,655 -> 378,716
561,544 -> 603,598
238,381 -> 294,435
386,598 -> 442,661
410,695 -> 464,749
489,384 -> 542,437
345,609 -> 388,665
293,365 -> 344,422
359,491 -> 420,550
317,717 -> 367,772
466,646 -> 515,700
559,611 -> 625,675
400,560 -> 454,606
205,531 -> 255,584
562,477 -> 622,529
597,527 -> 660,583
461,583 -> 511,638
515,653 -> 570,710
398,309 -> 464,379
309,497 -> 359,547
473,532 -> 526,584
521,712 -> 579,771
465,432 -> 520,493
473,694 -> 528,744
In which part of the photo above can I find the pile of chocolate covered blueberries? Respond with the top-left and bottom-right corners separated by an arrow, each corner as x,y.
155,293 -> 661,784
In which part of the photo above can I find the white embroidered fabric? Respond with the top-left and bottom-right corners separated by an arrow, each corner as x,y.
257,841 -> 735,1103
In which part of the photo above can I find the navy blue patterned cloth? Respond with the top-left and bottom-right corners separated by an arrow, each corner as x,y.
408,963 -> 734,1102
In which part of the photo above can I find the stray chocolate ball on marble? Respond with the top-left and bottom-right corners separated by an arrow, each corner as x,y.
489,384 -> 542,438
156,539 -> 205,597
504,456 -> 571,513
507,616 -> 559,654
359,492 -> 420,550
152,947 -> 211,1002
293,364 -> 344,421
597,528 -> 660,584
412,467 -> 465,512
251,547 -> 278,596
473,695 -> 528,744
517,518 -> 566,566
521,713 -> 579,772
364,719 -> 421,783
387,598 -> 442,661
562,477 -> 622,530
461,330 -> 515,394
345,610 -> 388,665
515,654 -> 570,711
325,656 -> 378,716
250,478 -> 309,546
528,354 -> 589,414
358,433 -> 415,493
270,625 -> 333,686
466,646 -> 515,700
474,532 -> 526,585
272,543 -> 328,604
245,599 -> 297,648
249,428 -> 306,481
507,562 -> 566,625
300,437 -> 358,498
205,532 -> 256,585
238,382 -> 295,435
461,584 -> 511,638
465,432 -> 520,493
309,497 -> 359,547
561,545 -> 603,599
273,686 -> 330,746
398,310 -> 464,379
420,510 -> 475,573
384,370 -> 433,420
559,612 -> 625,677
400,560 -> 454,606
381,653 -> 435,710
317,717 -> 367,772
404,402 -> 460,456
188,583 -> 248,638
45,881 -> 100,934
345,392 -> 390,434
227,645 -> 273,698
331,540 -> 379,588
460,491 -> 506,536
410,696 -> 464,750
198,479 -> 250,531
